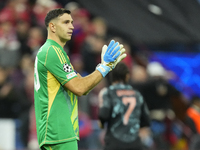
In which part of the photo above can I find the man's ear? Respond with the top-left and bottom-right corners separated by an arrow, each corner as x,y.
49,22 -> 56,33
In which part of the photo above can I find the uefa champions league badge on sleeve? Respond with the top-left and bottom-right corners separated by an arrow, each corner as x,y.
63,63 -> 72,72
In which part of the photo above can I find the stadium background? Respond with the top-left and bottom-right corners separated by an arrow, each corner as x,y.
0,0 -> 200,149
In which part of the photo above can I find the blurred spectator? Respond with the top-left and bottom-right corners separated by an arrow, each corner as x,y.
27,26 -> 45,58
0,63 -> 32,148
185,96 -> 200,150
78,78 -> 107,122
131,64 -> 148,84
86,78 -> 107,120
131,61 -> 188,149
65,1 -> 81,28
79,17 -> 110,74
92,17 -> 108,38
0,8 -> 21,68
185,96 -> 200,134
78,110 -> 93,150
0,0 -> 6,10
0,66 -> 15,118
13,0 -> 32,20
20,54 -> 38,149
0,1 -> 16,25
16,12 -> 32,56
10,54 -> 34,148
98,62 -> 151,150
69,8 -> 93,55
28,105 -> 39,150
54,0 -> 72,7
133,62 -> 183,112
70,54 -> 89,77
78,80 -> 107,150
112,37 -> 134,72
189,134 -> 200,150
0,0 -> 33,25
81,33 -> 106,74
33,0 -> 61,27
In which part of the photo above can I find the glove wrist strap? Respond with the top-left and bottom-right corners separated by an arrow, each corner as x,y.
96,63 -> 111,77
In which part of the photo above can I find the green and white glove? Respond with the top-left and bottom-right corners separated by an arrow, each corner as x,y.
112,44 -> 126,68
96,40 -> 127,77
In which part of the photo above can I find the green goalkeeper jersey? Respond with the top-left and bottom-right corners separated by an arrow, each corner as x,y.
34,39 -> 79,147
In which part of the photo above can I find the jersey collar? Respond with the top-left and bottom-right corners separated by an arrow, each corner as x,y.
46,39 -> 63,50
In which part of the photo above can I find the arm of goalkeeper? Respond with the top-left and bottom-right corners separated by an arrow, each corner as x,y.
96,40 -> 127,77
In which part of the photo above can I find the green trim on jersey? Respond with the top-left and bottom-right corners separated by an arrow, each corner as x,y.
34,39 -> 79,148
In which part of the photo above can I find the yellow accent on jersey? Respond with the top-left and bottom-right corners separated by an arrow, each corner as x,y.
73,119 -> 79,137
53,46 -> 67,64
52,46 -> 63,64
67,91 -> 73,105
47,71 -> 60,117
44,46 -> 51,66
44,71 -> 60,144
58,47 -> 67,63
71,98 -> 78,136
71,97 -> 77,122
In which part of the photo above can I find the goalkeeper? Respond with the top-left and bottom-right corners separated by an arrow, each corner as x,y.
34,8 -> 126,150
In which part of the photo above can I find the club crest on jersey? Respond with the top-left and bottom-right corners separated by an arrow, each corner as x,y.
63,63 -> 72,72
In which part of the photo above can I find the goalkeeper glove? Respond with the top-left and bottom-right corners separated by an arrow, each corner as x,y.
96,40 -> 126,77
112,44 -> 127,68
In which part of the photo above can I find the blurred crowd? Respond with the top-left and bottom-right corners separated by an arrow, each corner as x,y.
0,0 -> 200,150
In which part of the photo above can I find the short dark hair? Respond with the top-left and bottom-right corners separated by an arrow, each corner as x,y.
45,8 -> 71,27
109,62 -> 130,84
